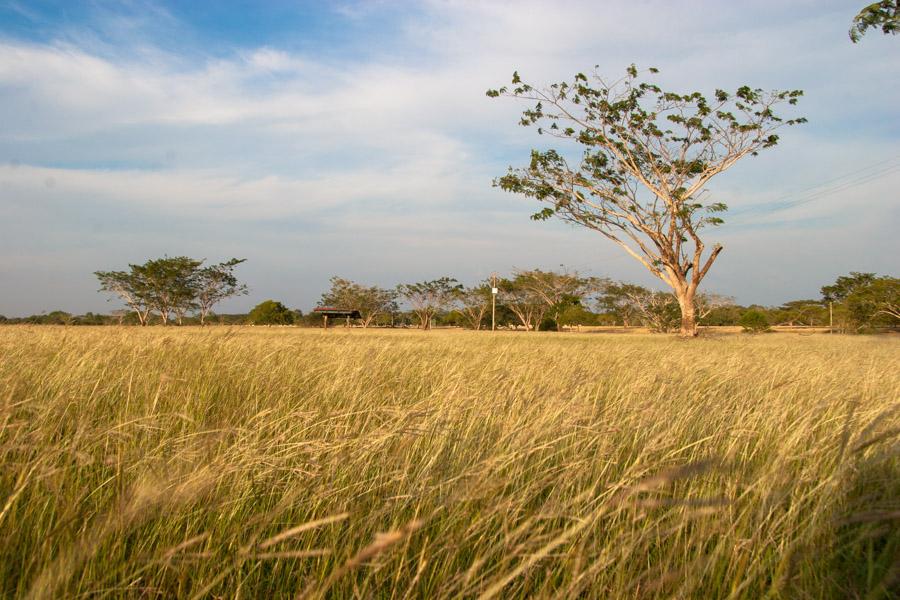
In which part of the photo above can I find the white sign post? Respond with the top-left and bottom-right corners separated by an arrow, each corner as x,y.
491,276 -> 498,332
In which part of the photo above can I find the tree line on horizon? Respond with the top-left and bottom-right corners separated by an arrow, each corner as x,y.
0,257 -> 896,333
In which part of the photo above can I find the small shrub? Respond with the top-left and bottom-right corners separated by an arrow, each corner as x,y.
247,300 -> 295,325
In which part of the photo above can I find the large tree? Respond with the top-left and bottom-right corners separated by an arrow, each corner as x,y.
489,66 -> 805,336
320,277 -> 398,328
850,0 -> 899,42
397,278 -> 461,330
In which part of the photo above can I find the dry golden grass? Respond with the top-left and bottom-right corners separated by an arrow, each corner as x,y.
0,326 -> 898,598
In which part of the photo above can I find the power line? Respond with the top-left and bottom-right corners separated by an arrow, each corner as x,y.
729,155 -> 900,215
722,156 -> 900,227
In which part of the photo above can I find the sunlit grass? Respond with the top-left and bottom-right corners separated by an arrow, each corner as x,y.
1,326 -> 897,598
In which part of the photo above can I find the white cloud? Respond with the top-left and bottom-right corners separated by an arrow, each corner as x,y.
0,0 -> 898,316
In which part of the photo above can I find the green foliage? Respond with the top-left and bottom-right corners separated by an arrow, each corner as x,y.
822,272 -> 899,332
247,300 -> 295,325
595,282 -> 680,331
556,303 -> 599,327
538,316 -> 557,331
771,300 -> 827,326
821,272 -> 877,303
454,283 -> 494,330
844,276 -> 899,330
850,0 -> 899,42
397,277 -> 461,330
194,259 -> 249,325
740,310 -> 771,333
135,256 -> 204,325
96,257 -> 248,325
497,269 -> 598,331
320,277 -> 397,328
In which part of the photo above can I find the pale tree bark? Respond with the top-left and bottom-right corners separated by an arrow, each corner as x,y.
108,285 -> 150,326
459,304 -> 488,330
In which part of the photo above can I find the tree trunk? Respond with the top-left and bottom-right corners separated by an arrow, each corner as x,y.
676,290 -> 698,337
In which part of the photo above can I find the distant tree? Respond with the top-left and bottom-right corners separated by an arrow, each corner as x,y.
773,299 -> 826,326
595,281 -> 646,327
821,272 -> 882,332
844,276 -> 899,330
513,269 -> 599,331
497,275 -> 548,331
397,278 -> 461,330
850,0 -> 899,42
489,65 -> 804,336
821,272 -> 878,303
556,303 -> 600,328
76,312 -> 107,326
694,292 -> 735,323
194,259 -> 248,325
247,300 -> 295,325
97,257 -> 247,325
455,283 -> 493,330
739,310 -> 771,333
110,309 -> 130,325
45,310 -> 75,325
320,277 -> 398,328
95,269 -> 154,325
699,304 -> 744,326
624,288 -> 681,333
135,257 -> 203,325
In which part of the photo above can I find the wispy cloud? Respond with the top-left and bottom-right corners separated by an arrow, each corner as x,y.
0,0 -> 898,316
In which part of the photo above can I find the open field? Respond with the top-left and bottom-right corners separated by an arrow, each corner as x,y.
1,327 -> 898,599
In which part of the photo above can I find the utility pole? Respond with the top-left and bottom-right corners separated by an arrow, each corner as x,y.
829,301 -> 833,334
491,272 -> 498,332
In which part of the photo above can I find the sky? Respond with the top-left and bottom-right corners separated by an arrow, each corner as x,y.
0,0 -> 898,317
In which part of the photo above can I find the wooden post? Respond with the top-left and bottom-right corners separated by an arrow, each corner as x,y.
323,314 -> 328,330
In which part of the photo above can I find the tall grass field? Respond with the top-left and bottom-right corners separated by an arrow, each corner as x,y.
1,326 -> 898,598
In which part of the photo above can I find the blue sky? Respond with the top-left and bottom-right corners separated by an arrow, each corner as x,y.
0,0 -> 898,317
